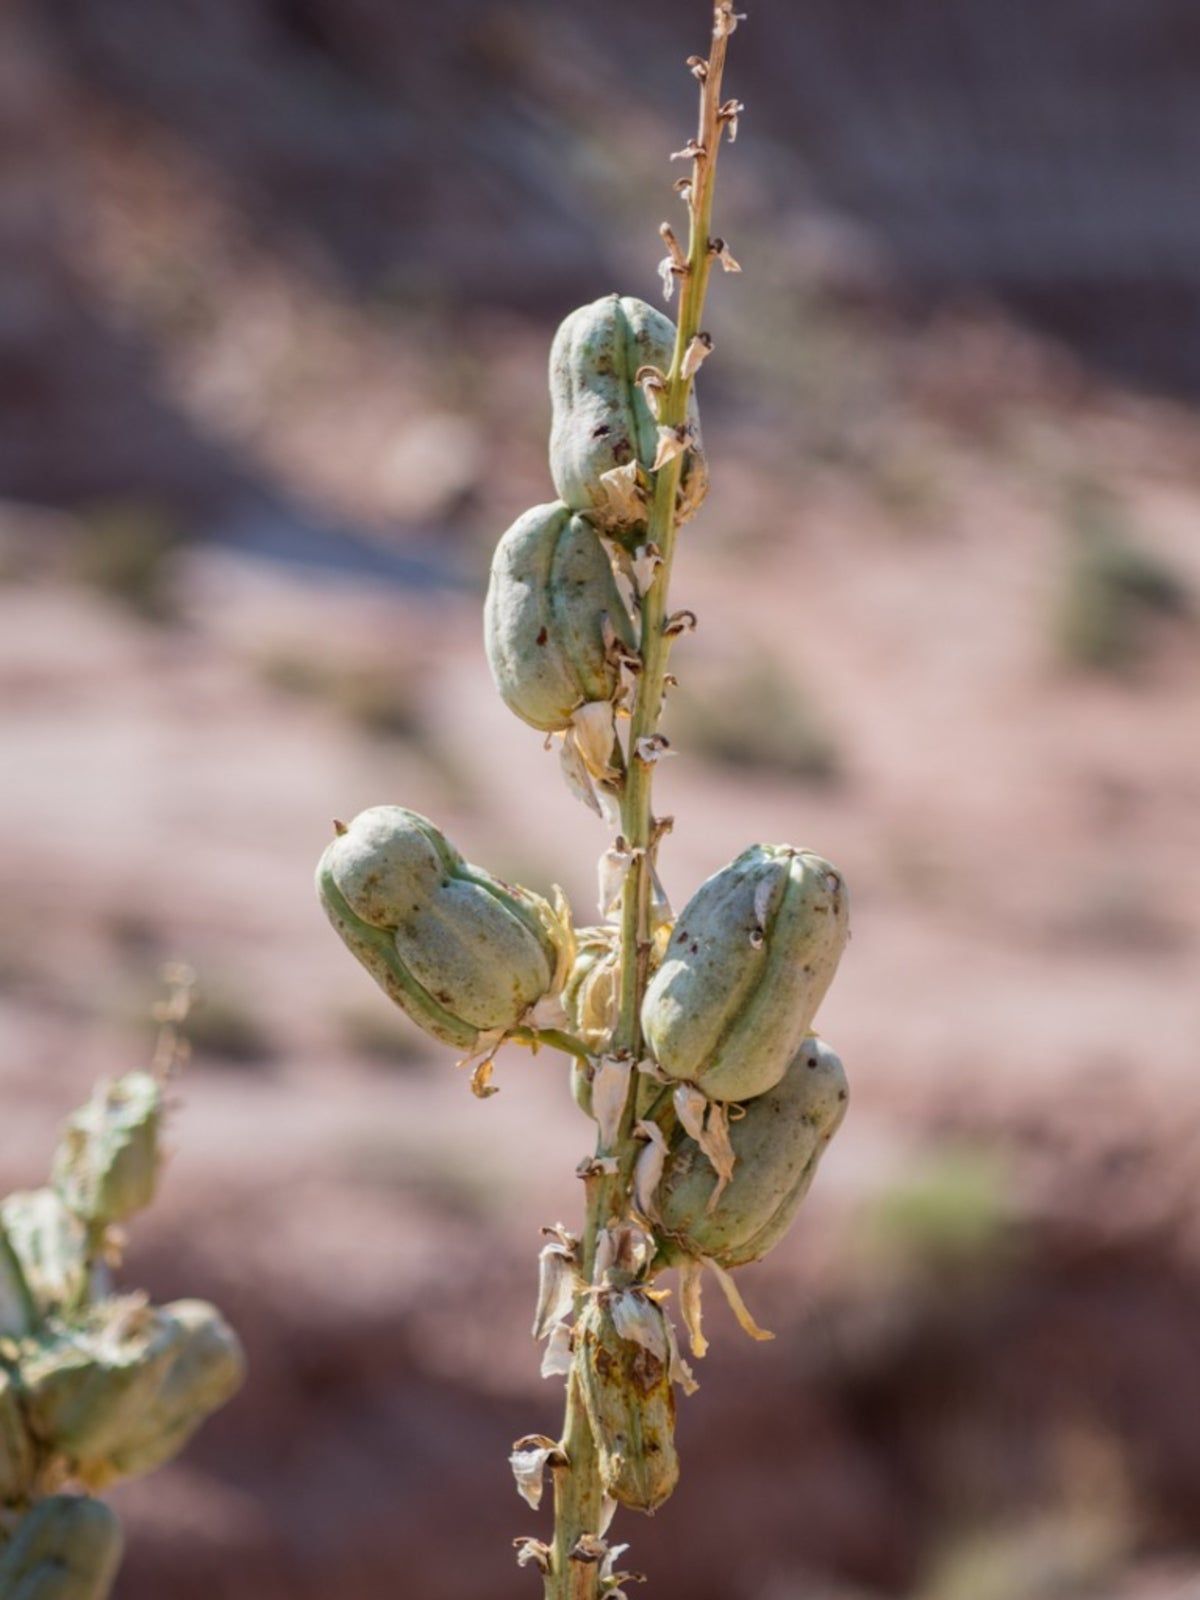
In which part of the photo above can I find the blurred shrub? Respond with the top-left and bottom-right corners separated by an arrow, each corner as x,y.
186,984 -> 276,1067
671,652 -> 841,783
919,1509 -> 1125,1600
1055,485 -> 1190,672
856,1149 -> 1009,1278
337,1004 -> 429,1070
68,500 -> 182,623
256,650 -> 421,741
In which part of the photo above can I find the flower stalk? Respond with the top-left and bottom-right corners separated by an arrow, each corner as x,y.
547,10 -> 741,1595
318,4 -> 853,1594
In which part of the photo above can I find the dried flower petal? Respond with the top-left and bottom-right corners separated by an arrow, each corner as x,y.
652,425 -> 689,471
681,332 -> 714,380
592,1056 -> 634,1152
572,700 -> 619,782
558,729 -> 602,816
598,838 -> 635,919
634,734 -> 672,765
663,1308 -> 700,1396
714,4 -> 747,39
509,1436 -> 561,1509
597,459 -> 647,526
700,1100 -> 736,1213
703,1256 -> 774,1342
678,1258 -> 709,1358
631,543 -> 663,595
711,236 -> 743,273
635,366 -> 668,423
610,1290 -> 668,1362
541,1320 -> 574,1379
718,98 -> 745,141
533,1241 -> 578,1340
514,1537 -> 552,1572
633,1120 -> 669,1218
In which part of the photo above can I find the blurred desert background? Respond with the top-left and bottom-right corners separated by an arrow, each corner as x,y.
2,2 -> 1200,1596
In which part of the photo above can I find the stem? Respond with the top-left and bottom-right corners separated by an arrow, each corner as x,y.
544,11 -> 737,1596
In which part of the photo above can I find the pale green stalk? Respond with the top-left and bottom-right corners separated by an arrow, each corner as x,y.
545,11 -> 738,1594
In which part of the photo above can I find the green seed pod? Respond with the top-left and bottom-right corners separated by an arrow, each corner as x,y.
577,1290 -> 679,1513
317,806 -> 572,1051
52,1072 -> 163,1229
0,1367 -> 35,1505
655,1037 -> 848,1269
549,294 -> 708,533
0,1193 -> 87,1327
641,844 -> 849,1102
0,1495 -> 123,1600
484,504 -> 636,734
20,1297 -> 244,1491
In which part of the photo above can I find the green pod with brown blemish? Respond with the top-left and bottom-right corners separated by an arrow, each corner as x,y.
655,1036 -> 848,1269
484,503 -> 635,733
549,294 -> 708,534
577,1290 -> 679,1513
0,1495 -> 123,1600
641,844 -> 849,1102
317,806 -> 572,1051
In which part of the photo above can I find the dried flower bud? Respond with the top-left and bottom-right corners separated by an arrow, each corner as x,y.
655,1037 -> 848,1267
0,1495 -> 123,1600
53,1072 -> 163,1229
484,504 -> 635,734
20,1297 -> 244,1490
317,807 -> 573,1051
563,926 -> 621,1056
577,1291 -> 679,1513
549,295 -> 708,535
641,845 -> 849,1101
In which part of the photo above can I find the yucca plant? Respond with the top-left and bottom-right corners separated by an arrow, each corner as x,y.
318,8 -> 850,1594
0,969 -> 244,1599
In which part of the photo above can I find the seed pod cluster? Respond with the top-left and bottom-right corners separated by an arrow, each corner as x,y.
631,847 -> 851,1288
318,806 -> 572,1051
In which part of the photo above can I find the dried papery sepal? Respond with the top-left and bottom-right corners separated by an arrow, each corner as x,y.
633,734 -> 671,765
717,99 -> 745,141
652,425 -> 690,471
714,4 -> 746,39
663,609 -> 697,638
515,1537 -> 553,1573
710,236 -> 742,272
510,1435 -> 566,1510
681,333 -> 714,380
